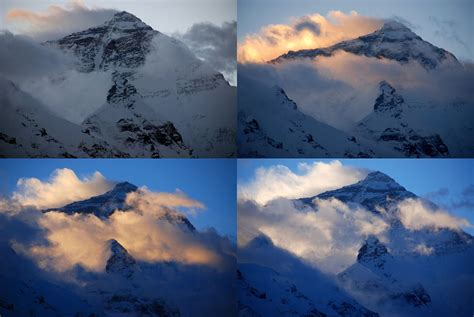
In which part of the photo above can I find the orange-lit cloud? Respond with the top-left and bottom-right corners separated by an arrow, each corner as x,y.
12,168 -> 113,209
5,0 -> 116,41
238,11 -> 383,63
3,169 -> 224,272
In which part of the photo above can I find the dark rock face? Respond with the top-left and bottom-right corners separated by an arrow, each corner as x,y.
390,285 -> 432,307
47,11 -> 156,73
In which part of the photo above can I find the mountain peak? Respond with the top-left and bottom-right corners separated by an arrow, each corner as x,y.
357,236 -> 391,269
363,170 -> 396,183
106,239 -> 136,277
112,181 -> 138,193
380,20 -> 412,32
373,81 -> 404,117
106,11 -> 152,30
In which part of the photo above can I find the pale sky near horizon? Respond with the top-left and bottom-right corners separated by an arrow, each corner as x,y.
0,0 -> 236,35
239,0 -> 473,62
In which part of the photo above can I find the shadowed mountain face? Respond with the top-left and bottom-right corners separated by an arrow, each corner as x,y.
271,20 -> 460,69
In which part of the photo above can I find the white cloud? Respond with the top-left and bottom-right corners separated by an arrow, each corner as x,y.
12,168 -> 113,209
238,160 -> 366,205
397,198 -> 471,231
238,198 -> 388,274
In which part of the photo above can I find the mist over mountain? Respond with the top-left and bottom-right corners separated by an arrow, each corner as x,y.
238,168 -> 474,317
0,11 -> 236,158
238,20 -> 474,158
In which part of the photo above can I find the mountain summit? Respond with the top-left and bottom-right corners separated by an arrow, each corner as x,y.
271,20 -> 460,69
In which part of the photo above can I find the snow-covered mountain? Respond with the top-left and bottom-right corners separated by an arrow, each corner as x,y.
239,170 -> 473,316
238,20 -> 473,157
237,73 -> 394,158
0,181 -> 235,316
0,76 -> 128,158
293,171 -> 472,316
271,21 -> 460,70
238,236 -> 379,317
1,11 -> 236,158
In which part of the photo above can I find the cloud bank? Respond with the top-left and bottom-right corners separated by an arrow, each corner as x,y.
1,169 -> 231,274
238,160 -> 366,205
238,198 -> 389,274
5,0 -> 117,42
177,21 -> 237,85
398,198 -> 471,231
238,11 -> 383,63
239,50 -> 474,131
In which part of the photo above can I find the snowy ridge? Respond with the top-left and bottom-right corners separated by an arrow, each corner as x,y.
271,20 -> 460,70
354,81 -> 450,157
45,181 -> 196,231
0,76 -> 128,158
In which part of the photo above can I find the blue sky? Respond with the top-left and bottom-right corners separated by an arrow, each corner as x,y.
0,159 -> 236,238
238,0 -> 473,61
238,159 -> 474,234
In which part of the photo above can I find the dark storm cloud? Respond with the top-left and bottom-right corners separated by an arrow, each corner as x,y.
177,21 -> 237,85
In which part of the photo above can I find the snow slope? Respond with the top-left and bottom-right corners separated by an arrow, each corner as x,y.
238,235 -> 379,317
237,73 -> 393,157
0,76 -> 127,158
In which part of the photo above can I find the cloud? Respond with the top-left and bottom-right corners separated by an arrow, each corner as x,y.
423,187 -> 450,200
238,197 -> 388,274
238,11 -> 383,63
1,169 -> 231,274
238,160 -> 366,205
0,32 -> 113,124
397,198 -> 471,231
239,51 -> 474,131
5,0 -> 117,42
177,21 -> 237,85
11,168 -> 113,209
0,31 -> 71,82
